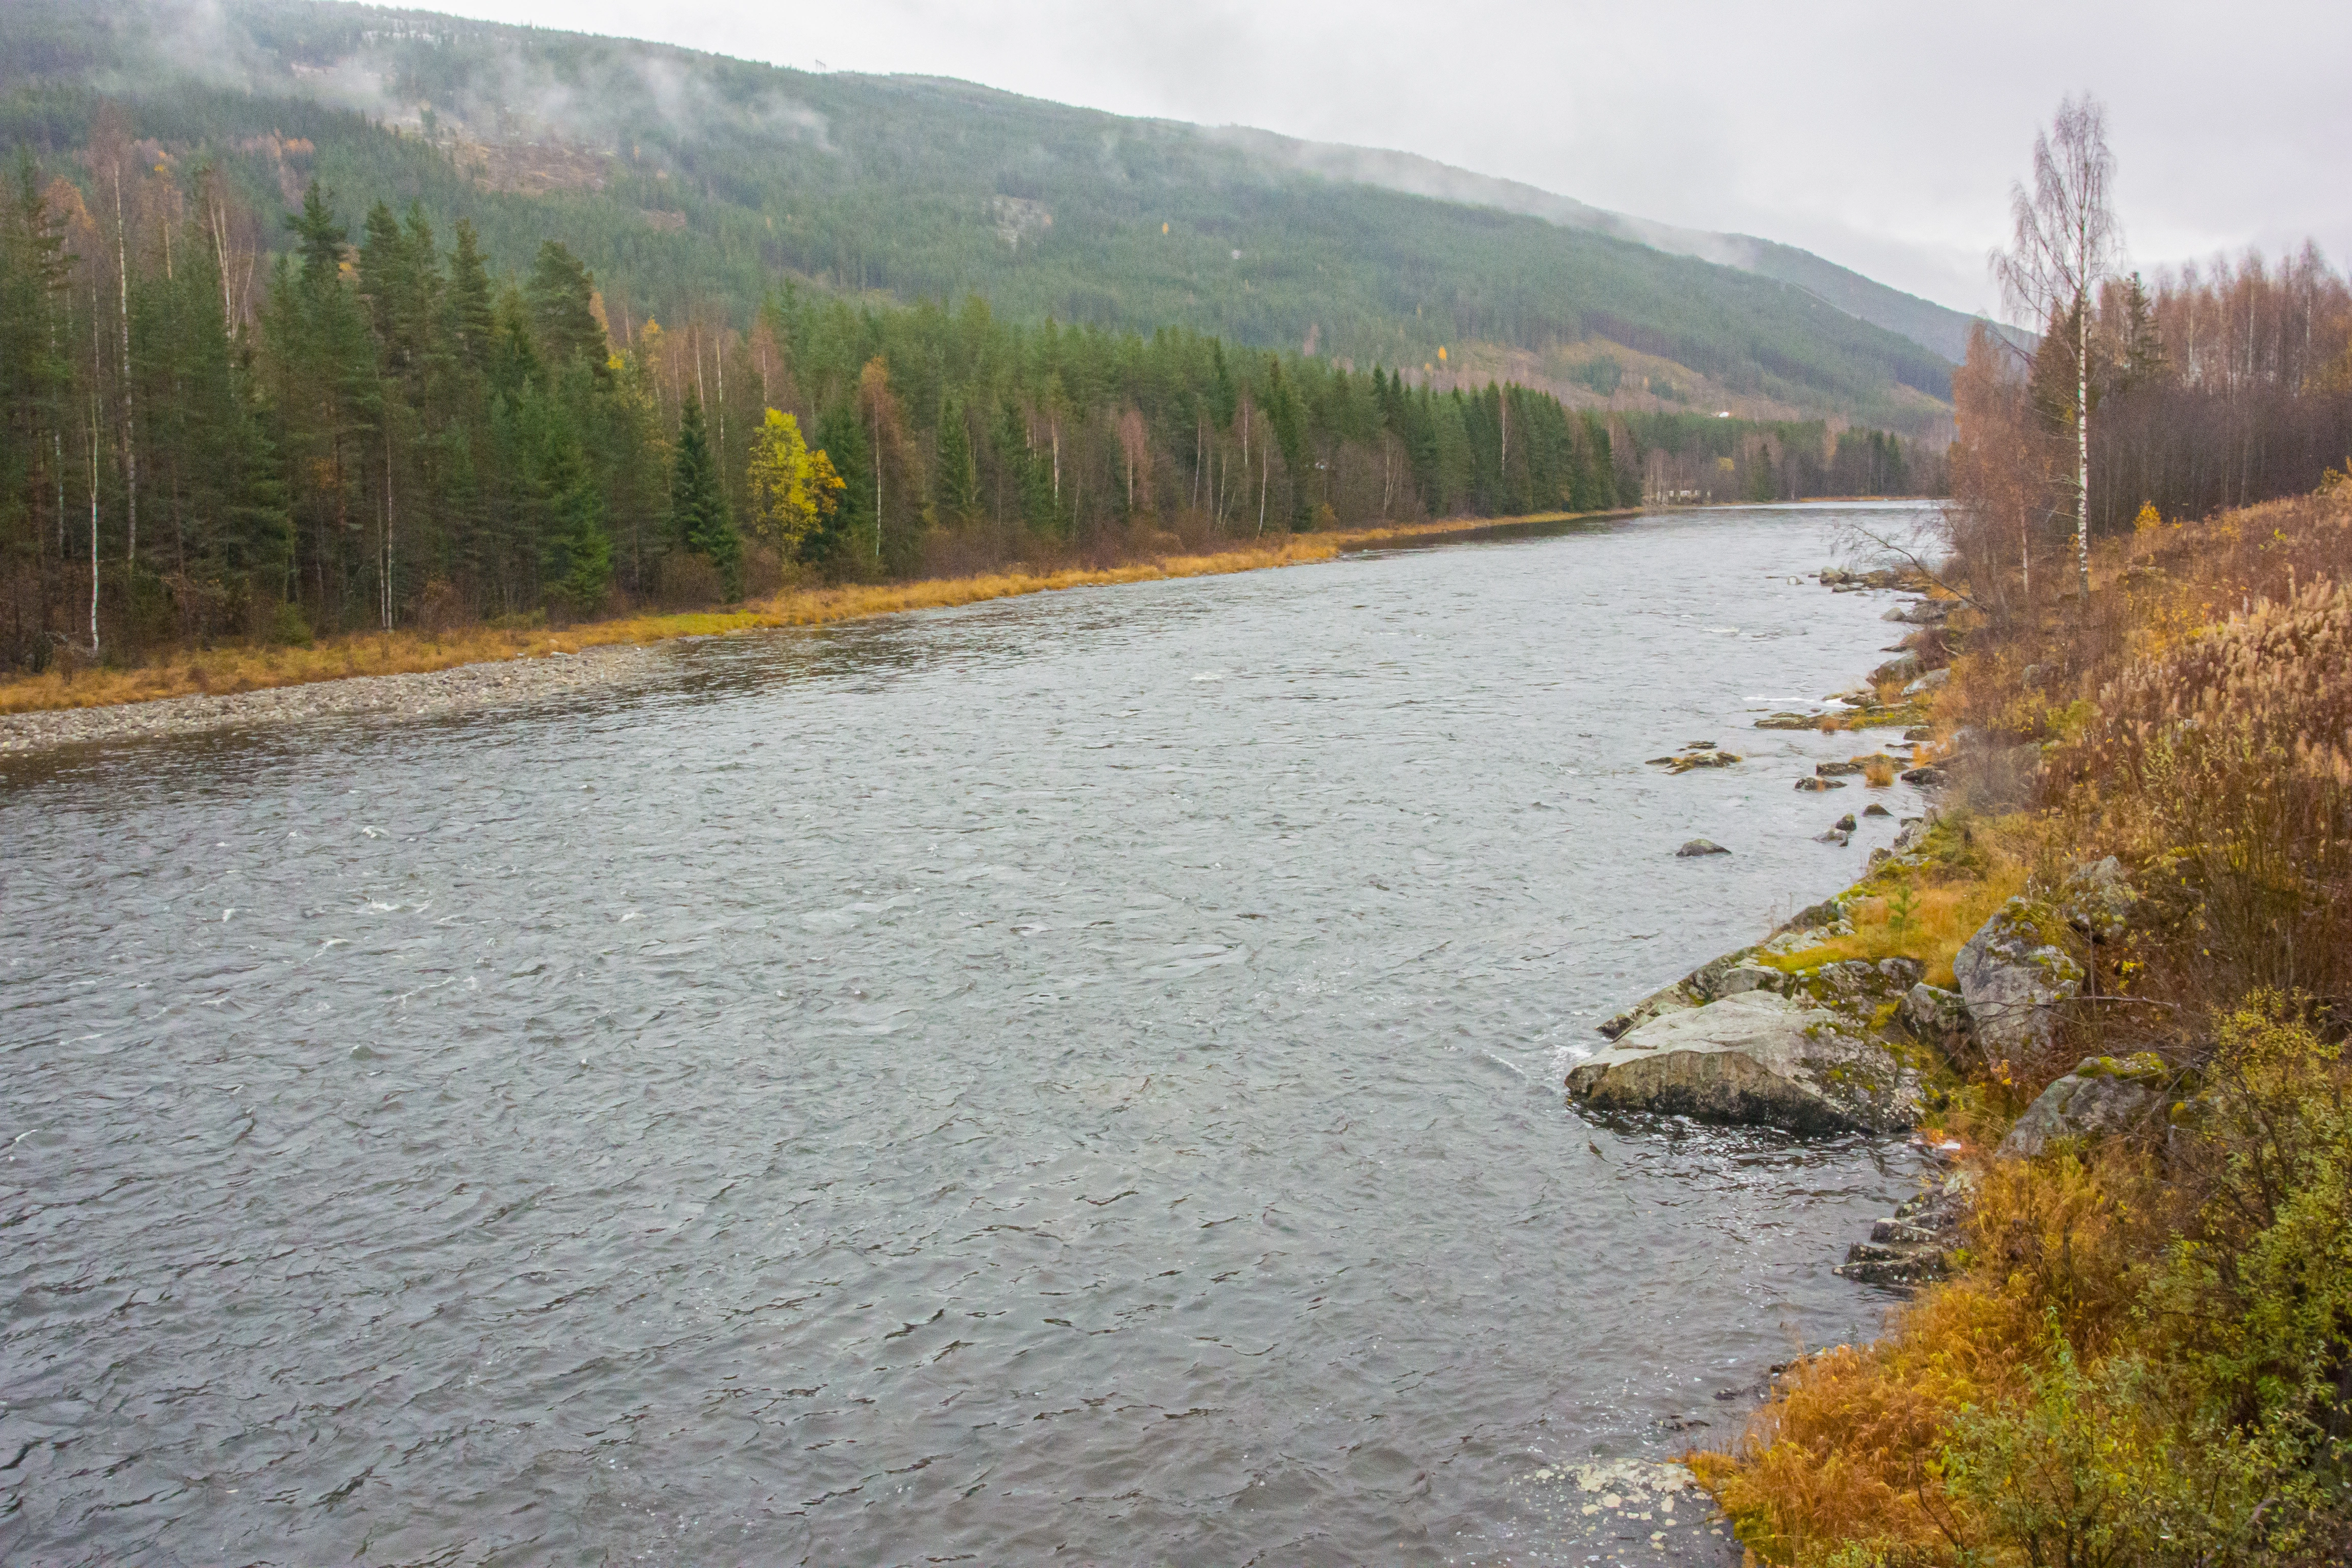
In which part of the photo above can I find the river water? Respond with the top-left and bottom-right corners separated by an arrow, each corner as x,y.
3,503 -> 1942,1565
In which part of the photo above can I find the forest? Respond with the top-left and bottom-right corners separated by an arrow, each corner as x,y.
0,0 -> 1961,429
0,105 -> 1953,673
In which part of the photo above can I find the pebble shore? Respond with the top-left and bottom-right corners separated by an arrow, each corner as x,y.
0,642 -> 664,754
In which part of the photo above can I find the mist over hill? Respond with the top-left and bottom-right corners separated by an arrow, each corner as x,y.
2,0 -> 1975,428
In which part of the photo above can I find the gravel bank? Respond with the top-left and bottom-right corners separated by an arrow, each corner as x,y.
0,642 -> 666,754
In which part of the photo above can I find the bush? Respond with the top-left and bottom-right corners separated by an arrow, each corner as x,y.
2065,581 -> 2352,1006
266,601 -> 313,647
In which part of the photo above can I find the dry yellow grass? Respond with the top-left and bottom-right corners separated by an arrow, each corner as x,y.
2,512 -> 1606,716
1767,861 -> 2026,989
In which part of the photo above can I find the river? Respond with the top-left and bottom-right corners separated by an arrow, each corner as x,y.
2,503 -> 1941,1564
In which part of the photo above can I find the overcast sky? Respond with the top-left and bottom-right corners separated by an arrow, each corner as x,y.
418,0 -> 2350,318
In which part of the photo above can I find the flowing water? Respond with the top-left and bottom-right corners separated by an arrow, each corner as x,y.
2,504 -> 1945,1565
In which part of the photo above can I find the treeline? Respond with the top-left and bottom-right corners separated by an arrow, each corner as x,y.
1950,247 -> 2352,590
1625,412 -> 1941,503
0,118 -> 1668,670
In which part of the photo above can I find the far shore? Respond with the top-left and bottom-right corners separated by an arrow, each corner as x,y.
1,509 -> 1642,750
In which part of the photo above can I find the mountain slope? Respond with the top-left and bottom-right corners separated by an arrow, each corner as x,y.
1206,127 -> 2002,363
1,0 -> 1958,428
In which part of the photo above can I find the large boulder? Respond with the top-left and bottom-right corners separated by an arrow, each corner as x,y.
1566,991 -> 1919,1134
1998,1054 -> 2170,1157
1953,897 -> 2082,1060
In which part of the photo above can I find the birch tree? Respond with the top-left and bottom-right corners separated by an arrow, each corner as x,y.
1994,94 -> 2119,600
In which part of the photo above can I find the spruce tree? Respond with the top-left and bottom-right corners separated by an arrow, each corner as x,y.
934,395 -> 978,526
669,393 -> 740,597
526,241 -> 607,380
813,396 -> 872,573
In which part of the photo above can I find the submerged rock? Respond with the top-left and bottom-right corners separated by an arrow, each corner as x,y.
1953,898 -> 2083,1059
1566,991 -> 1919,1134
1998,1054 -> 2170,1157
1675,838 -> 1731,857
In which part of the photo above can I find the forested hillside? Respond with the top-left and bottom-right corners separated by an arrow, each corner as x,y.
0,1 -> 1947,673
0,0 -> 1956,428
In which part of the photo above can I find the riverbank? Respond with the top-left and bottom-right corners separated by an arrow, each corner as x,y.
1679,489 -> 2352,1566
0,510 -> 1623,750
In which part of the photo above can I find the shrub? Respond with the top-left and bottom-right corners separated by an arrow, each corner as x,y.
2065,581 -> 2351,1005
266,600 -> 313,647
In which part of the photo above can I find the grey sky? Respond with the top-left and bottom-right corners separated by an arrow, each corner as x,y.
421,0 -> 2351,318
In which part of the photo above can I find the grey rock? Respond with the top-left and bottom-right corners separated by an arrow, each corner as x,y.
1998,1055 -> 2170,1157
1814,828 -> 1852,845
1713,964 -> 1785,998
1900,765 -> 1948,787
1953,898 -> 2084,1060
1902,668 -> 1951,698
1837,1173 -> 1971,1289
1878,957 -> 1927,989
1788,898 -> 1847,930
1566,991 -> 1919,1134
2061,856 -> 2138,941
1675,838 -> 1731,857
1833,813 -> 1857,831
1882,599 -> 1955,624
1863,803 -> 1892,817
1899,983 -> 1972,1057
1870,652 -> 1923,684
1816,760 -> 1866,775
1795,776 -> 1848,792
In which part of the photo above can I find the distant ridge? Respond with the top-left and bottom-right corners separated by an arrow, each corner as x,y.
0,0 -> 1967,427
1205,126 -> 2005,363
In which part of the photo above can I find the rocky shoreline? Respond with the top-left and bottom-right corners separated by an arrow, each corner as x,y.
1572,567 -> 2150,1296
0,641 -> 665,755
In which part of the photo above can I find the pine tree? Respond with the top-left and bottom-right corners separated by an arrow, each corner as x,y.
527,241 -> 607,379
934,394 -> 978,526
446,219 -> 496,376
668,392 -> 740,596
534,401 -> 610,614
814,396 -> 872,574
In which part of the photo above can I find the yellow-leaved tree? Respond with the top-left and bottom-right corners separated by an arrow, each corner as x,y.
745,408 -> 846,560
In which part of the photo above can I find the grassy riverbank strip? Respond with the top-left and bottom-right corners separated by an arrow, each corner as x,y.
1688,490 -> 2352,1566
0,512 -> 1619,719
